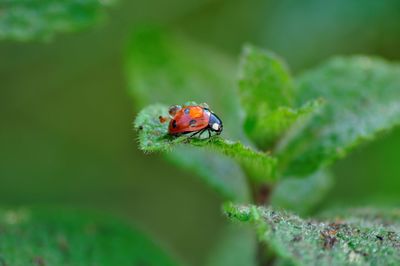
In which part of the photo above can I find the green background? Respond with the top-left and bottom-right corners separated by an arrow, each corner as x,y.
1,0 -> 400,264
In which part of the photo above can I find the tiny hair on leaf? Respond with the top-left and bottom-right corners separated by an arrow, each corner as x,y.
134,104 -> 277,182
224,204 -> 400,266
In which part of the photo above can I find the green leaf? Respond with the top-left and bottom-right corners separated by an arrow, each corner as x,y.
238,45 -> 319,149
0,0 -> 112,41
126,28 -> 254,201
225,204 -> 400,266
271,169 -> 333,215
0,207 -> 178,265
277,56 -> 400,176
134,104 -> 277,184
319,207 -> 400,229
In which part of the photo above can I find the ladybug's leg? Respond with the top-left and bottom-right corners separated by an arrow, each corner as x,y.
198,128 -> 208,139
188,130 -> 202,138
188,132 -> 198,138
189,128 -> 210,139
207,128 -> 211,138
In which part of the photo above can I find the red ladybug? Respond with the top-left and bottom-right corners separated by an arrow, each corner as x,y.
168,104 -> 223,138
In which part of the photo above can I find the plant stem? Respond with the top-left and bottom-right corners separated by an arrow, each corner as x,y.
250,182 -> 275,266
252,183 -> 272,205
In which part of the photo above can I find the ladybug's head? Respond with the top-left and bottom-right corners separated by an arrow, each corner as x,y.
208,111 -> 223,135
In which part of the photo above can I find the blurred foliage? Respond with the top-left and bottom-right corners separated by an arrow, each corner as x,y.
259,0 -> 400,70
0,207 -> 177,265
205,224 -> 256,266
330,127 -> 400,206
271,170 -> 333,215
0,0 -> 113,41
277,56 -> 400,177
225,204 -> 400,266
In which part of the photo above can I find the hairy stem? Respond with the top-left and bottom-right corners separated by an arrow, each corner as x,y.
249,181 -> 276,266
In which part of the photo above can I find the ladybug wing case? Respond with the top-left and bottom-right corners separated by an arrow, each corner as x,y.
168,106 -> 210,134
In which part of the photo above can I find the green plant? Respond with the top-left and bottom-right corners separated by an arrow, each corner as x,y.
0,0 -> 113,41
2,1 -> 400,264
0,207 -> 176,265
131,28 -> 400,265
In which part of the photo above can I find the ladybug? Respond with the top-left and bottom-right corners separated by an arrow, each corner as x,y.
168,104 -> 223,138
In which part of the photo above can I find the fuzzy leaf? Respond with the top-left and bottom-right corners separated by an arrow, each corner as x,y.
0,0 -> 112,41
0,207 -> 177,265
277,56 -> 400,176
238,45 -> 319,149
127,28 -> 253,201
271,170 -> 333,215
134,104 -> 277,184
225,204 -> 400,266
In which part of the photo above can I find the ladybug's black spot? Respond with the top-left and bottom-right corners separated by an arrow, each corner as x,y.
172,120 -> 177,128
189,119 -> 197,127
184,108 -> 190,114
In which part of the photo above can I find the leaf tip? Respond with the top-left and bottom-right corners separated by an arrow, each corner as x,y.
223,202 -> 260,223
